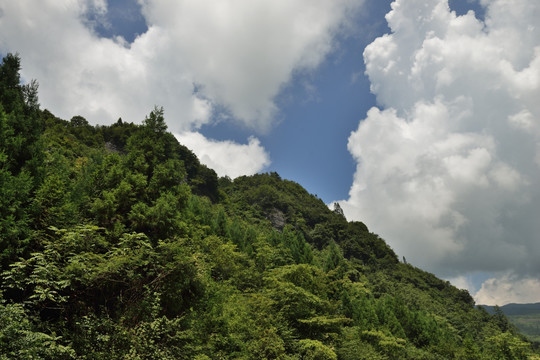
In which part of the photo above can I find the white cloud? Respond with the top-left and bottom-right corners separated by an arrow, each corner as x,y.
0,0 -> 362,133
475,273 -> 540,306
340,0 -> 540,302
447,275 -> 476,295
175,132 -> 270,179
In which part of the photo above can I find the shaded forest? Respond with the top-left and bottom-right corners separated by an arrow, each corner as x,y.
1,53 -> 539,359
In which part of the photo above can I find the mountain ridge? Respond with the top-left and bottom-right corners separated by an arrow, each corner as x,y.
481,303 -> 540,316
479,303 -> 540,343
1,53 -> 539,359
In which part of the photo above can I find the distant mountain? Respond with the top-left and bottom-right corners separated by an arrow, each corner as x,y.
480,303 -> 540,316
480,303 -> 540,342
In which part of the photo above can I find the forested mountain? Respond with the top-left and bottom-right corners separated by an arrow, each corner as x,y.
481,304 -> 540,343
482,304 -> 540,317
1,53 -> 539,359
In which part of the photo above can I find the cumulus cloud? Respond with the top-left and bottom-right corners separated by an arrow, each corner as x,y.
475,273 -> 540,306
447,275 -> 476,295
0,0 -> 204,132
0,0 -> 361,133
175,132 -> 270,179
340,0 -> 540,302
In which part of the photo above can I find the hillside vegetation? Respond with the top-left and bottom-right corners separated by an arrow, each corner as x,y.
482,304 -> 540,343
1,53 -> 539,359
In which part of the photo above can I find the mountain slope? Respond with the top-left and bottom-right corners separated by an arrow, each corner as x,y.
482,303 -> 540,317
1,53 -> 539,359
481,304 -> 540,343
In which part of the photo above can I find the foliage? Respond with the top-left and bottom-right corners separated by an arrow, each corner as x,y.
0,53 -> 538,359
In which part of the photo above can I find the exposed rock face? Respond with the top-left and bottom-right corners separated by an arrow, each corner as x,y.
268,208 -> 286,231
105,141 -> 119,153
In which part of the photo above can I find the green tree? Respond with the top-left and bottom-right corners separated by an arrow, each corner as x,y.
0,54 -> 44,173
324,241 -> 344,273
0,300 -> 75,359
0,151 -> 32,266
297,339 -> 337,360
0,53 -> 23,113
143,105 -> 167,135
487,332 -> 530,360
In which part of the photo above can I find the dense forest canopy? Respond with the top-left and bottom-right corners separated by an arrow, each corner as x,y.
1,53 -> 539,359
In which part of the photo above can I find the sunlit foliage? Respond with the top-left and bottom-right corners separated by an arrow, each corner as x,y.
0,53 -> 537,359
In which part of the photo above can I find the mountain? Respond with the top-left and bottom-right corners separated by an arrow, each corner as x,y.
1,53 -> 539,359
482,303 -> 540,317
481,304 -> 540,343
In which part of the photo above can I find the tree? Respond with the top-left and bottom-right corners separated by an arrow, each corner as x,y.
0,300 -> 75,358
297,339 -> 337,360
333,202 -> 345,218
22,78 -> 40,113
70,115 -> 89,127
493,306 -> 512,332
143,106 -> 167,135
0,151 -> 33,266
324,241 -> 344,273
0,53 -> 23,113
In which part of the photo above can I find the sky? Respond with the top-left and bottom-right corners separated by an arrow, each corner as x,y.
1,0 -> 539,306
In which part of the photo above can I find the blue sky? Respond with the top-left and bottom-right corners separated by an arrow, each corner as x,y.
82,0 -> 486,203
86,0 -> 393,202
2,0 -> 540,305
3,0 -> 484,203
